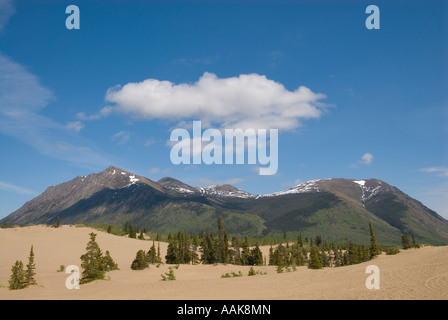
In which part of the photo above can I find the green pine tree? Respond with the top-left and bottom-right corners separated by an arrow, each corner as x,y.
9,260 -> 26,290
131,250 -> 147,270
147,241 -> 157,264
249,245 -> 263,266
402,234 -> 411,249
308,247 -> 323,270
369,222 -> 382,258
25,245 -> 37,286
80,233 -> 106,284
297,234 -> 303,247
411,233 -> 420,249
55,216 -> 61,228
166,240 -> 178,264
103,250 -> 119,271
240,237 -> 251,265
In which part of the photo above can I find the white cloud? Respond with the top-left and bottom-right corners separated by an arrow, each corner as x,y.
361,153 -> 374,165
199,177 -> 245,186
66,121 -> 84,132
104,72 -> 327,130
0,0 -> 15,32
352,153 -> 374,168
76,112 -> 102,121
111,131 -> 131,145
421,167 -> 448,177
0,181 -> 37,196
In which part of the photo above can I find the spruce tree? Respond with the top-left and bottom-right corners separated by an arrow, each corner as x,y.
320,247 -> 328,267
268,246 -> 274,266
131,250 -> 147,270
249,245 -> 263,266
223,231 -> 230,264
240,237 -> 251,266
369,222 -> 382,258
103,250 -> 119,271
80,233 -> 106,283
402,234 -> 411,249
232,237 -> 241,265
25,245 -> 37,286
308,247 -> 323,269
55,216 -> 61,228
166,240 -> 178,264
217,218 -> 225,263
411,233 -> 419,249
297,234 -> 303,247
9,260 -> 26,290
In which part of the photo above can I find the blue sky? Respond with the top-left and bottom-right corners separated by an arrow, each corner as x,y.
0,0 -> 447,219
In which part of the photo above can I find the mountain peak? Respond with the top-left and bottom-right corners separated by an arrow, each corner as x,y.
202,184 -> 255,198
2,168 -> 447,246
158,177 -> 197,194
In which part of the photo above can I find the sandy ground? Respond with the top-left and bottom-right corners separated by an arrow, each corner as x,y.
0,225 -> 447,300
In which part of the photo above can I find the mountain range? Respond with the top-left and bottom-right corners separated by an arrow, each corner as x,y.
2,166 -> 448,246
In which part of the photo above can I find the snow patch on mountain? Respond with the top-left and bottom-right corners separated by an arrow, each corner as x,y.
202,185 -> 256,199
354,180 -> 384,202
260,179 -> 322,198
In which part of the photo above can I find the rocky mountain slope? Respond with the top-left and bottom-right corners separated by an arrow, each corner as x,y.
2,166 -> 448,246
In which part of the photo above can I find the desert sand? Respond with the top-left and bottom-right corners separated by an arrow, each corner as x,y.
0,225 -> 447,300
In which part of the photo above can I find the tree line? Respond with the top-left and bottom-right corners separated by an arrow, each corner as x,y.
268,222 -> 382,269
129,220 -> 386,270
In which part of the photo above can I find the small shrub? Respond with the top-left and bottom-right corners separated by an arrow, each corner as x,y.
248,267 -> 256,276
161,269 -> 176,281
385,248 -> 400,255
57,265 -> 65,272
221,271 -> 243,278
248,267 -> 267,276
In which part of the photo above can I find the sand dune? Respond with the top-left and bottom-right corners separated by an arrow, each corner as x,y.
0,225 -> 447,300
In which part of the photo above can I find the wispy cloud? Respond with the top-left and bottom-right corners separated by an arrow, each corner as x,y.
149,167 -> 171,175
351,152 -> 374,168
415,182 -> 448,219
66,121 -> 84,132
76,110 -> 108,121
0,181 -> 37,196
199,177 -> 245,186
144,137 -> 156,147
0,53 -> 110,169
421,167 -> 448,177
0,0 -> 15,32
170,55 -> 222,67
111,131 -> 131,145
